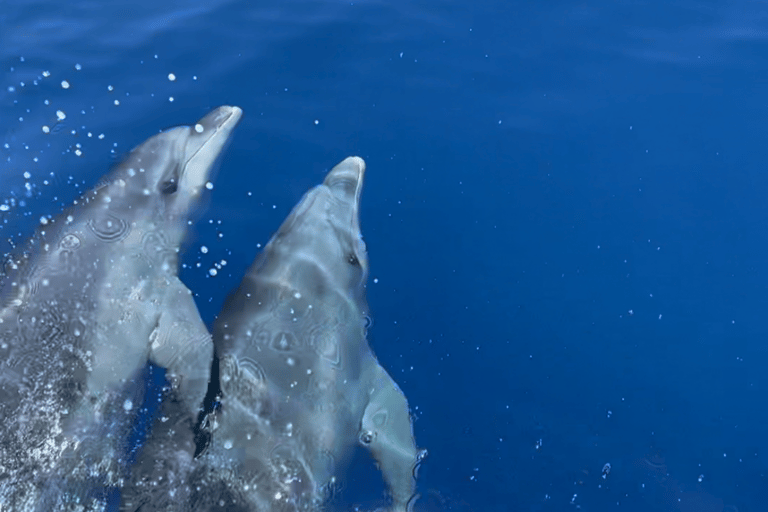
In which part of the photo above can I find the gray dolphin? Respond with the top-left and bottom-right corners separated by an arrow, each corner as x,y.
211,156 -> 424,511
0,105 -> 242,510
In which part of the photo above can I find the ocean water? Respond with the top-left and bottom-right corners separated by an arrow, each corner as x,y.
2,1 -> 767,511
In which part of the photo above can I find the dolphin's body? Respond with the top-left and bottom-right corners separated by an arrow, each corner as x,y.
122,157 -> 423,512
0,106 -> 242,511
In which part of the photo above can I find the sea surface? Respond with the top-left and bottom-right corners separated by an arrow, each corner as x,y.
2,1 -> 767,511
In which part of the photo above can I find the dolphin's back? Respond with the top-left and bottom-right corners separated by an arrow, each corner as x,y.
0,198 -> 155,509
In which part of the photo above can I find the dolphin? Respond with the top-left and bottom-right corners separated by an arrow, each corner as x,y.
0,105 -> 242,511
123,156 -> 424,512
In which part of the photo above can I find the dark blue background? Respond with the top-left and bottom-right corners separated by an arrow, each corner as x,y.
2,1 -> 767,510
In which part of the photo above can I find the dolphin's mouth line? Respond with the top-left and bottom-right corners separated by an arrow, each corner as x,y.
351,173 -> 363,207
350,168 -> 363,231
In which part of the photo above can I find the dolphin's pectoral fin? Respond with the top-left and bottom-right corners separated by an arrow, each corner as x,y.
360,363 -> 421,512
148,280 -> 213,418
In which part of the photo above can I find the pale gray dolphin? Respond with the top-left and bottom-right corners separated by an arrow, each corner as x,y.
123,156 -> 423,512
0,105 -> 242,510
210,156 -> 424,511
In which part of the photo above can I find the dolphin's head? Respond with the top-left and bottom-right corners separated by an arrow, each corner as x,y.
101,105 -> 242,223
64,105 -> 242,264
269,156 -> 368,296
150,105 -> 243,219
1,106 -> 242,300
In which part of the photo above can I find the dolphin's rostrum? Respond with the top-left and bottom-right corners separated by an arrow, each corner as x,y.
0,106 -> 242,511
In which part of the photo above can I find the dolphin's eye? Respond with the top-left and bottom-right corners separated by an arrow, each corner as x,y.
160,179 -> 178,195
348,253 -> 360,266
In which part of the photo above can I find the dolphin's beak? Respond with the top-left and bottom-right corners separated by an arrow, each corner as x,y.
323,155 -> 366,206
195,106 -> 243,144
180,105 -> 243,197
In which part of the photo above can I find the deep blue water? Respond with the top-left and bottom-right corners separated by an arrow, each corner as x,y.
2,1 -> 768,511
